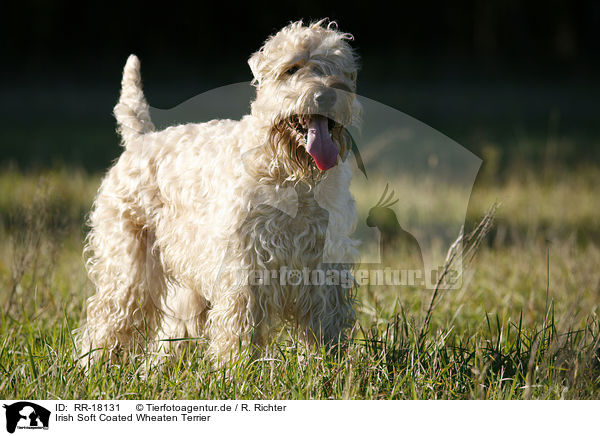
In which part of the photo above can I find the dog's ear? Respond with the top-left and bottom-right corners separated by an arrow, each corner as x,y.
248,51 -> 264,87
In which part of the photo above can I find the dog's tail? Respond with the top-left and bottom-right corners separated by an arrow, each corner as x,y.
113,54 -> 155,146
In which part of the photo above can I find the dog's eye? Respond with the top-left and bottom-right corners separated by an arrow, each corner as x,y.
286,65 -> 300,75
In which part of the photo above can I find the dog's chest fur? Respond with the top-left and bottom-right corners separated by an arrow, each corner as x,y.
239,184 -> 330,271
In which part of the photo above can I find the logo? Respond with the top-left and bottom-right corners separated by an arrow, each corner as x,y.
2,402 -> 50,434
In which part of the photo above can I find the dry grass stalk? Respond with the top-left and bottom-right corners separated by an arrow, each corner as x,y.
418,203 -> 499,346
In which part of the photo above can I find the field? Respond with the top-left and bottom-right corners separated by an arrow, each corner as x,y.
1,158 -> 599,400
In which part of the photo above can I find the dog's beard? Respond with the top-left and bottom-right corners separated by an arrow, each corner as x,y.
267,115 -> 349,183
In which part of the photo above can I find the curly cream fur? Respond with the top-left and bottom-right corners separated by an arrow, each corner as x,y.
77,19 -> 361,364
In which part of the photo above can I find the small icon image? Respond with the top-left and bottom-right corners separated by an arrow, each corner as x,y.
3,402 -> 50,434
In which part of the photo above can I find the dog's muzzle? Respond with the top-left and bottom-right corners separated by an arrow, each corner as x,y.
314,89 -> 337,111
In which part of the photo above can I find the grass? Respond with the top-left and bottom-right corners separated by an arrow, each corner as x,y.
0,164 -> 599,399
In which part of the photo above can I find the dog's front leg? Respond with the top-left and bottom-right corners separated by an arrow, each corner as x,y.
205,282 -> 266,364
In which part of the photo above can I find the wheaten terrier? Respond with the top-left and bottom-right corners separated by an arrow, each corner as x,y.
78,19 -> 361,364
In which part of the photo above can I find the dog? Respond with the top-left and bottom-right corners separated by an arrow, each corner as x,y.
78,19 -> 361,364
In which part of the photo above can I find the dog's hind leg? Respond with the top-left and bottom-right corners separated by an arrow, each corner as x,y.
77,180 -> 165,363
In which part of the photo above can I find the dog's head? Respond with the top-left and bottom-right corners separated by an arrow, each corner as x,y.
249,20 -> 360,181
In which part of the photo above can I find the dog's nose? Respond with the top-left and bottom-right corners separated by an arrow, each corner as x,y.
314,89 -> 336,110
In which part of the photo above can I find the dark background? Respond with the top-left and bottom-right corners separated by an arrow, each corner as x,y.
1,0 -> 599,172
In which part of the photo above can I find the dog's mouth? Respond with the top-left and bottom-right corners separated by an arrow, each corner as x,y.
289,114 -> 340,171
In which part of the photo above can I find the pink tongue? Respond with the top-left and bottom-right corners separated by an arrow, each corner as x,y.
306,117 -> 338,171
